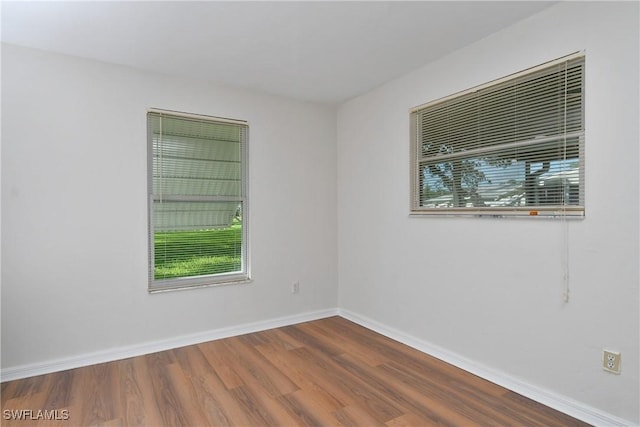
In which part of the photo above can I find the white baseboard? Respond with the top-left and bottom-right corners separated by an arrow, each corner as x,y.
338,308 -> 635,427
0,308 -> 339,383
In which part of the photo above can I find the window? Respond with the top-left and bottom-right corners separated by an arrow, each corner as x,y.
410,53 -> 585,217
148,109 -> 249,292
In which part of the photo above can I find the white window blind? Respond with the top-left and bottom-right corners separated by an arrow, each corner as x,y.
410,53 -> 585,217
148,110 -> 249,291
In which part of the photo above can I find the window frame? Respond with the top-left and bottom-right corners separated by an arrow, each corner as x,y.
410,52 -> 585,218
147,109 -> 250,293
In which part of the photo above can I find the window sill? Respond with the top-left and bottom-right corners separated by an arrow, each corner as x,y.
148,277 -> 253,294
409,208 -> 585,219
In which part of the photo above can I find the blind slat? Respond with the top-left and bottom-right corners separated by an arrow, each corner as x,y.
411,54 -> 585,216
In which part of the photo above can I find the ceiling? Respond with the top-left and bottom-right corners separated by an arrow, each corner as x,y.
1,1 -> 555,105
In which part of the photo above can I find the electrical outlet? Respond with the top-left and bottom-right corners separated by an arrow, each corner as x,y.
291,281 -> 300,294
603,350 -> 621,374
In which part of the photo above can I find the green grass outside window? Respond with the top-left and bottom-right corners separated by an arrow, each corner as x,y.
154,223 -> 242,280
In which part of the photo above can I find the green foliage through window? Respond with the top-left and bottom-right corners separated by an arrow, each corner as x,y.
154,222 -> 242,279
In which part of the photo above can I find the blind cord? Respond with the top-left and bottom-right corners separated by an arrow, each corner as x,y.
562,211 -> 570,303
159,115 -> 163,204
158,115 -> 167,277
561,63 -> 570,304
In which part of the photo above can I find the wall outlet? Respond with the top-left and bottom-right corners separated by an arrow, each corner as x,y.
603,350 -> 621,374
291,281 -> 300,294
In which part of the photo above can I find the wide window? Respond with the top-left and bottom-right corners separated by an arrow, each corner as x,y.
410,53 -> 585,217
148,110 -> 249,292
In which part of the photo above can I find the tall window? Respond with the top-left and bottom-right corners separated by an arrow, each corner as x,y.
148,110 -> 249,292
411,53 -> 585,217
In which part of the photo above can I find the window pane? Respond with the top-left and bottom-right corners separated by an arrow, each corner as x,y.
154,209 -> 243,280
148,111 -> 248,289
151,123 -> 243,198
420,140 -> 580,209
411,54 -> 584,216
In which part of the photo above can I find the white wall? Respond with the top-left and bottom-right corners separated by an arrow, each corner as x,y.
337,2 -> 639,423
1,44 -> 337,368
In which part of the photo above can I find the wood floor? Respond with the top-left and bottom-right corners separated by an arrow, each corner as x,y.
1,316 -> 591,427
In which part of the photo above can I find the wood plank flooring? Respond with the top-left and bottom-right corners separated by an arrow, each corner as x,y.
1,316 -> 591,426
